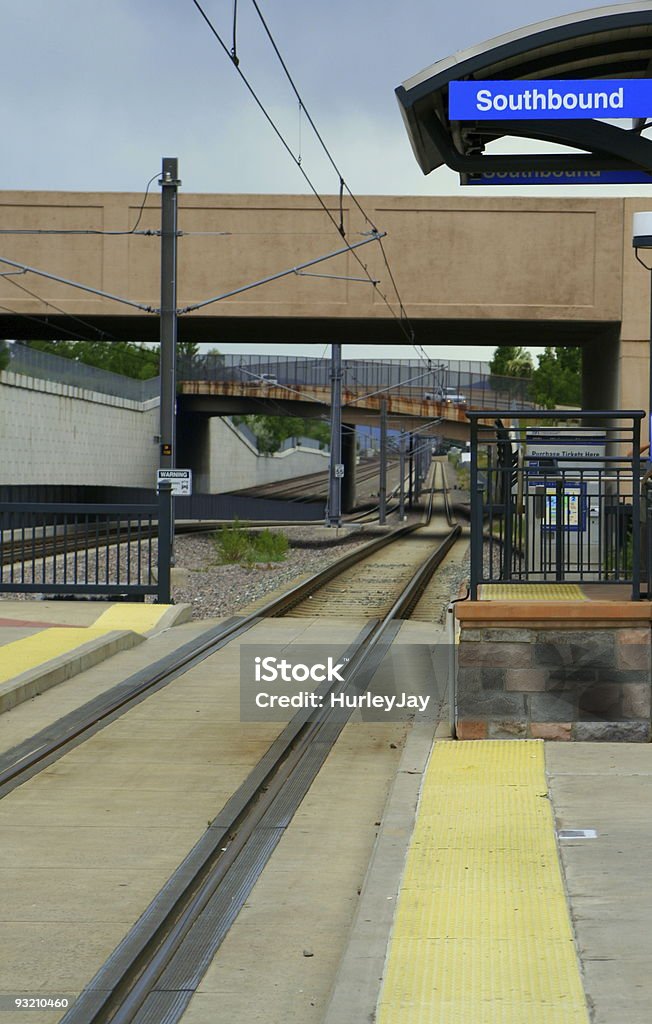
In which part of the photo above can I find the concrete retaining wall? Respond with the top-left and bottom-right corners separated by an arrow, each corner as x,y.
455,603 -> 652,742
0,370 -> 160,487
0,372 -> 329,492
204,417 -> 329,493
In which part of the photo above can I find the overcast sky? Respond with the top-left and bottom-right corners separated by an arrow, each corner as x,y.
5,0 -> 651,362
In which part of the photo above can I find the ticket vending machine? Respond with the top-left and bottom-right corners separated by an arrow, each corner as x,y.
524,428 -> 606,581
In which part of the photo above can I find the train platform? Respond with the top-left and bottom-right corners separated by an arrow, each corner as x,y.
0,598 -> 649,1023
325,735 -> 652,1024
0,600 -> 192,714
478,582 -> 636,601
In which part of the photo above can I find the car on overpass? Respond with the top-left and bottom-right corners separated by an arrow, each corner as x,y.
425,386 -> 467,407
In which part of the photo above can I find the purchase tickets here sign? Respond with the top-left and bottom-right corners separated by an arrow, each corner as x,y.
449,79 -> 652,119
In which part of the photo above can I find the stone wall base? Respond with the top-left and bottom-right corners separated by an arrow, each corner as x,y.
455,602 -> 652,742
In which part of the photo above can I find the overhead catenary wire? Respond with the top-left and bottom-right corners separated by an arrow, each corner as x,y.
0,306 -> 112,345
4,273 -> 121,342
247,0 -> 415,340
188,0 -> 415,346
0,254 -> 156,313
0,172 -> 162,238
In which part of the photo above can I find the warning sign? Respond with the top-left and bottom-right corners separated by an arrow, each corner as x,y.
156,469 -> 192,496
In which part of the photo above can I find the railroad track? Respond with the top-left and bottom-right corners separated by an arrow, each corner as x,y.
48,466 -> 458,1024
229,457 -> 400,503
0,461 -> 465,1024
0,519 -> 216,572
0,461 -> 403,571
0,463 -> 458,801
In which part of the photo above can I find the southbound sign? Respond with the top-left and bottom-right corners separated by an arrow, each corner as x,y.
449,79 -> 652,120
465,169 -> 652,185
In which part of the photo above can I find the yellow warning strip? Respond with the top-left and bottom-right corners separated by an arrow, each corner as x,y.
377,741 -> 589,1024
93,603 -> 172,634
481,583 -> 587,601
0,604 -> 175,686
0,628 -> 110,685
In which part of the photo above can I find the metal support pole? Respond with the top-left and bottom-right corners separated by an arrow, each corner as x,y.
649,269 -> 652,461
415,439 -> 423,502
326,343 -> 343,527
469,419 -> 481,600
157,482 -> 172,604
399,434 -> 406,520
446,602 -> 457,737
632,413 -> 641,600
159,156 -> 180,578
408,435 -> 414,509
379,400 -> 387,525
555,478 -> 564,581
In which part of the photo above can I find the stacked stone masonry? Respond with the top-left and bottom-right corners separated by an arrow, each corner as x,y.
456,622 -> 651,742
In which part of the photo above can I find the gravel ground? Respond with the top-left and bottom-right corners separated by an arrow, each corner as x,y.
0,521 -> 470,622
171,526 -> 383,619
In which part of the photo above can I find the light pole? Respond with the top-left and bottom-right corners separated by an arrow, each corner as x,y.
632,211 -> 652,459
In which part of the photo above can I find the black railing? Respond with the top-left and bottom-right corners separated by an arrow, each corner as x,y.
176,354 -> 538,411
0,494 -> 171,602
468,410 -> 645,600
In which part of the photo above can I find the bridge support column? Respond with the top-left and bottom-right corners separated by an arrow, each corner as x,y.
177,413 -> 210,492
341,425 -> 357,514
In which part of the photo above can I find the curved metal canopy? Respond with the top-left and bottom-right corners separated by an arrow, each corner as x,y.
396,2 -> 652,177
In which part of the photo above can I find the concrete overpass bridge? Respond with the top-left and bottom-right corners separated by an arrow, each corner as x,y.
0,189 -> 650,426
177,353 -> 533,444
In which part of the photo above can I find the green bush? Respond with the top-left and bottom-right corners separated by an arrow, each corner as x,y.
212,521 -> 288,566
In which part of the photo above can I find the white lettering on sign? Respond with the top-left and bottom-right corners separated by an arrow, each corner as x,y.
156,469 -> 192,496
475,86 -> 624,114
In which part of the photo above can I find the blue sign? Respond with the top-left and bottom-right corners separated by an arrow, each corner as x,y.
449,79 -> 652,120
464,169 -> 652,185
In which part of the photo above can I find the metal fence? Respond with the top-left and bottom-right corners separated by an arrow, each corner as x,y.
644,475 -> 652,600
0,496 -> 171,601
468,410 -> 645,600
177,353 -> 537,410
6,344 -> 160,402
5,346 -> 536,410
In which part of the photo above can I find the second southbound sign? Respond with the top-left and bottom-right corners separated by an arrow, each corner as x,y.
449,79 -> 652,119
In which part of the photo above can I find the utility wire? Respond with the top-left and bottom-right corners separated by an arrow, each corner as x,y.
0,305 -> 109,345
129,171 -> 160,233
247,0 -> 415,341
188,0 -> 415,346
0,173 -> 162,238
248,0 -> 376,235
4,273 -> 120,341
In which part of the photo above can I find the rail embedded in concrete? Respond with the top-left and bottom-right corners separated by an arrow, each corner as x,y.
57,521 -> 459,1024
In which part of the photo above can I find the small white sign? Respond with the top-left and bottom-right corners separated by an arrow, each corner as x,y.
157,468 -> 192,496
334,464 -> 345,479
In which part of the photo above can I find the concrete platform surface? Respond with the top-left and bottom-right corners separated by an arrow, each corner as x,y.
0,601 -> 192,714
325,739 -> 652,1024
1,605 -> 649,1024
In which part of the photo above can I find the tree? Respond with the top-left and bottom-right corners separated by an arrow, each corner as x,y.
26,340 -> 160,379
530,347 -> 582,409
233,414 -> 330,454
489,346 -> 534,402
0,340 -> 8,371
489,345 -> 534,379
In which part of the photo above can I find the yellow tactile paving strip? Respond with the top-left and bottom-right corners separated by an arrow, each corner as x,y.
0,605 -> 174,685
0,628 -> 111,684
92,603 -> 173,633
376,741 -> 589,1024
480,583 -> 587,601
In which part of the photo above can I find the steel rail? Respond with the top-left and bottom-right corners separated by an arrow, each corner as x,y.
58,520 -> 458,1024
0,462 -> 401,570
0,514 -> 430,799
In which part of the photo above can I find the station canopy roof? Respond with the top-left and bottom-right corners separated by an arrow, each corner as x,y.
396,2 -> 652,177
